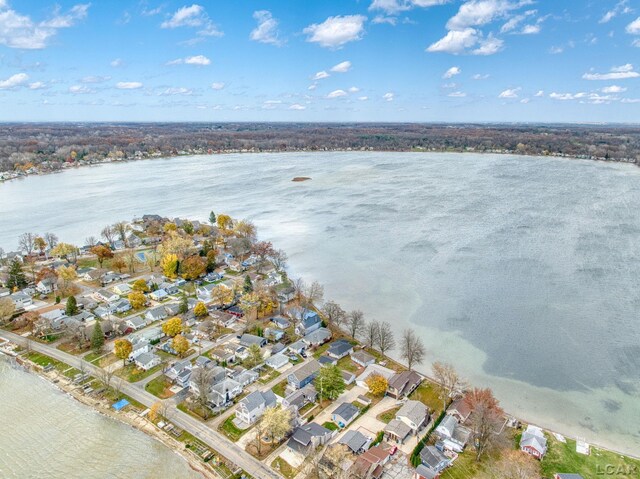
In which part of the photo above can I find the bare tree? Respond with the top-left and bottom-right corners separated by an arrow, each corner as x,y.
432,362 -> 467,410
364,320 -> 380,349
18,232 -> 36,256
97,364 -> 116,389
321,301 -> 346,329
123,249 -> 137,274
112,377 -> 124,397
85,236 -> 98,247
190,367 -> 215,419
44,232 -> 58,250
346,310 -> 365,340
113,221 -> 131,246
400,328 -> 426,371
101,225 -> 115,246
293,277 -> 306,304
271,249 -> 288,272
304,281 -> 324,310
376,321 -> 396,357
464,388 -> 507,462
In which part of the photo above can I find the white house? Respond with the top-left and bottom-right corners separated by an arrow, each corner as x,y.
149,289 -> 169,301
10,291 -> 33,308
113,283 -> 132,295
135,352 -> 161,371
36,278 -> 56,295
235,390 -> 277,425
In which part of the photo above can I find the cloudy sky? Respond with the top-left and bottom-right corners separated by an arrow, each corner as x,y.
0,0 -> 639,122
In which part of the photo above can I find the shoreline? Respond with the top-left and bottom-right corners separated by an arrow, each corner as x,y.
1,351 -> 219,479
1,147 -> 638,184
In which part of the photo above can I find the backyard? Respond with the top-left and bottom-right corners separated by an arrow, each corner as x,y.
144,375 -> 175,399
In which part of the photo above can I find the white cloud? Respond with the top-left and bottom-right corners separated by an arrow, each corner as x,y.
448,91 -> 466,97
472,73 -> 489,79
289,104 -> 306,110
534,90 -> 544,97
383,92 -> 395,101
250,10 -> 282,45
327,89 -> 347,98
304,15 -> 366,48
348,86 -> 360,93
427,28 -> 479,54
602,85 -> 626,93
621,98 -> 640,103
627,17 -> 640,34
331,61 -> 352,73
498,87 -> 520,98
116,81 -> 143,90
81,75 -> 111,83
168,55 -> 211,65
443,66 -> 461,78
474,35 -> 504,55
601,1 -> 632,24
110,58 -> 123,67
28,81 -> 46,90
160,4 -> 222,37
308,83 -> 317,91
312,71 -> 330,80
582,64 -> 640,80
0,72 -> 28,89
520,24 -> 540,34
0,3 -> 89,49
160,87 -> 193,96
549,92 -> 585,101
369,0 -> 450,15
372,15 -> 397,25
69,84 -> 93,94
549,45 -> 563,54
358,96 -> 369,101
520,98 -> 529,103
211,82 -> 225,90
447,0 -> 526,30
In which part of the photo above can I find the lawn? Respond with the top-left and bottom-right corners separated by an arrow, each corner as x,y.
145,375 -> 175,399
337,356 -> 360,373
84,351 -> 119,367
377,406 -> 401,424
57,341 -> 91,356
271,457 -> 297,479
219,416 -> 250,442
410,382 -> 445,415
312,343 -> 331,358
258,367 -> 281,384
322,421 -> 339,431
25,352 -> 82,379
440,449 -> 485,479
116,363 -> 163,382
541,436 -> 640,479
271,379 -> 288,398
177,401 -> 215,421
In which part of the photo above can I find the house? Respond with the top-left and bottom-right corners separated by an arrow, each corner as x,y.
129,326 -> 163,344
384,418 -> 413,444
239,334 -> 267,348
166,360 -> 191,383
318,356 -> 337,366
338,430 -> 371,454
350,445 -> 391,479
264,327 -> 285,342
36,278 -> 56,294
126,315 -> 147,331
158,282 -> 178,295
341,370 -> 356,385
283,384 -> 317,410
129,341 -> 151,361
149,289 -> 168,301
331,402 -> 360,428
235,369 -> 259,387
387,370 -> 423,399
271,342 -> 287,355
397,400 -> 429,432
266,353 -> 290,370
226,305 -> 244,317
271,316 -> 290,329
303,327 -> 332,347
145,306 -> 167,322
277,286 -> 296,303
135,352 -> 161,371
356,363 -> 395,389
415,464 -> 440,479
10,291 -> 32,308
235,390 -> 277,425
286,422 -> 334,456
520,425 -> 548,459
434,414 -> 471,453
209,378 -> 242,407
210,347 -> 236,364
113,283 -> 132,295
210,311 -> 236,328
288,340 -> 307,355
110,298 -> 132,314
287,359 -> 321,390
447,398 -> 472,424
419,446 -> 451,473
82,268 -> 105,282
95,289 -> 119,303
295,311 -> 322,336
350,350 -> 376,367
327,339 -> 354,359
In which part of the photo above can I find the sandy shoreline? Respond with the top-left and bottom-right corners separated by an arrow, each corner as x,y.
4,352 -> 220,479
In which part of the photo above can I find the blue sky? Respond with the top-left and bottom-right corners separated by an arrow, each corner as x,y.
0,0 -> 639,122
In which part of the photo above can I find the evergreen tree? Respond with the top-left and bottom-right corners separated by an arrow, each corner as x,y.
209,211 -> 216,225
91,320 -> 105,352
178,293 -> 188,314
65,296 -> 78,316
243,275 -> 253,294
7,258 -> 27,289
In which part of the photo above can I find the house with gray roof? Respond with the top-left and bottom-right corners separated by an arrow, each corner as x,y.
384,418 -> 413,444
235,369 -> 259,387
145,306 -> 167,322
435,414 -> 471,453
302,327 -> 332,347
350,350 -> 376,367
239,334 -> 267,348
125,315 -> 147,331
286,422 -> 333,456
415,464 -> 439,479
419,445 -> 451,473
387,370 -> 422,399
288,339 -> 307,355
135,352 -> 161,371
209,378 -> 242,407
266,352 -> 290,370
326,339 -> 354,359
338,430 -> 371,454
282,383 -> 317,411
287,359 -> 321,390
331,402 -> 360,428
396,400 -> 429,432
520,425 -> 548,459
235,390 -> 277,425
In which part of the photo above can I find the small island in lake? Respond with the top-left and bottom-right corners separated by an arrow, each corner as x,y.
291,176 -> 311,182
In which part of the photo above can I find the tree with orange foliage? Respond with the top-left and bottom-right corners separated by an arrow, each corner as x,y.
464,388 -> 507,461
90,245 -> 113,268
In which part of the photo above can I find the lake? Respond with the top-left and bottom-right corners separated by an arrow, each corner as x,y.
1,152 -> 639,455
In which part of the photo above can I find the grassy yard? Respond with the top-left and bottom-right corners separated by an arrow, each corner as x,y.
541,436 -> 640,479
144,375 -> 175,399
84,351 -> 119,367
322,421 -> 339,431
337,356 -> 360,373
271,457 -> 297,479
272,379 -> 288,398
219,416 -> 250,442
57,341 -> 91,356
312,343 -> 331,358
377,406 -> 401,424
410,382 -> 444,415
440,449 -> 485,479
258,367 -> 281,384
177,401 -> 215,421
116,363 -> 163,382
25,352 -> 82,379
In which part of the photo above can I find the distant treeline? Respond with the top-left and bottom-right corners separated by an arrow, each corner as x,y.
1,122 -> 639,173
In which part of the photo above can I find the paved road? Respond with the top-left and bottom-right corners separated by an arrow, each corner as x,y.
2,331 -> 283,479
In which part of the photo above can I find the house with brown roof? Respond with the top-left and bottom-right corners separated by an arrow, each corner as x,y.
387,370 -> 422,399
